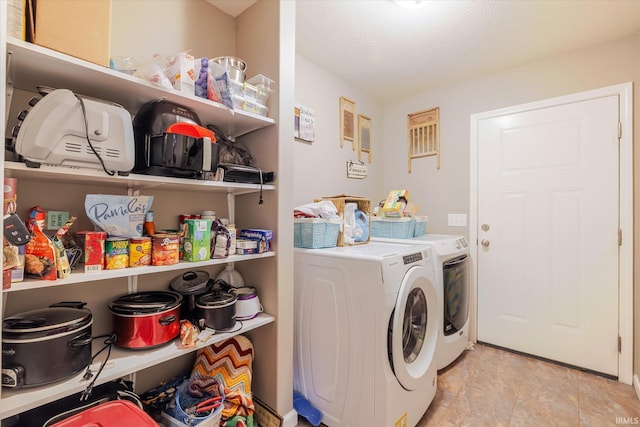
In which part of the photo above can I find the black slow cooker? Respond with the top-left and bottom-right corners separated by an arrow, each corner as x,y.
196,292 -> 237,331
169,270 -> 211,322
2,303 -> 92,388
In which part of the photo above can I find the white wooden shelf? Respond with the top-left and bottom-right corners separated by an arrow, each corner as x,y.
3,251 -> 276,293
5,162 -> 275,195
5,37 -> 275,139
0,313 -> 274,419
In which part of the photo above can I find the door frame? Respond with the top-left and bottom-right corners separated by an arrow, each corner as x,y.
469,83 -> 633,385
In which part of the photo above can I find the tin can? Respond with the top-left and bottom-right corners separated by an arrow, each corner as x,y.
129,236 -> 151,267
76,231 -> 107,273
105,237 -> 129,270
152,233 -> 180,266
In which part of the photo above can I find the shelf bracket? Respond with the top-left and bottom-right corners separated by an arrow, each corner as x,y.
227,191 -> 235,224
128,275 -> 138,294
5,50 -> 14,129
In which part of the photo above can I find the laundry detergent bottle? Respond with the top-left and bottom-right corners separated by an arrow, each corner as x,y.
215,263 -> 245,287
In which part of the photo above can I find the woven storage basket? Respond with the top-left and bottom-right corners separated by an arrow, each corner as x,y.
294,218 -> 341,249
314,195 -> 371,246
370,217 -> 416,239
414,216 -> 428,237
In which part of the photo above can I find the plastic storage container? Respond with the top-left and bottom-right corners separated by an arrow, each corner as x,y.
50,400 -> 157,427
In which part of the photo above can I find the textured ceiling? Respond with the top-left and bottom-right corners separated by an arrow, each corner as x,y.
296,0 -> 640,102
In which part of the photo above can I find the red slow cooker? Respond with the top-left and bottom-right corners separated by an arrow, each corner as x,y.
109,291 -> 182,349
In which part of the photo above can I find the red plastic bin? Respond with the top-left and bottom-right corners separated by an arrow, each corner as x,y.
50,400 -> 157,427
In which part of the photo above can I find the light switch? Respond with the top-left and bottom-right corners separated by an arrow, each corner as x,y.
448,213 -> 467,227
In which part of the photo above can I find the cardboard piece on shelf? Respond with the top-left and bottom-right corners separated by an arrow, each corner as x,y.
27,0 -> 112,67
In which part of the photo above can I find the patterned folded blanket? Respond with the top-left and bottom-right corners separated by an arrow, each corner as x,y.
192,335 -> 255,427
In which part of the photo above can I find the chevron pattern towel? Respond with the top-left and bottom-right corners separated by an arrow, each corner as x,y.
192,335 -> 255,427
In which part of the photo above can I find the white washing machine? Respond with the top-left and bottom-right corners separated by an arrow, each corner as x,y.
372,234 -> 470,370
294,242 -> 438,427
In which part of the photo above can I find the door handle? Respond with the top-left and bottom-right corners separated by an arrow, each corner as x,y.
481,239 -> 490,248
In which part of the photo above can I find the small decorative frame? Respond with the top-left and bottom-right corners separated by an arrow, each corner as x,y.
358,114 -> 372,163
340,96 -> 356,149
408,107 -> 440,172
294,103 -> 316,143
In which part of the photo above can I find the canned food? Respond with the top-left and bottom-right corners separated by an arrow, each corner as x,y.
152,233 -> 180,266
105,237 -> 129,270
129,236 -> 151,267
76,231 -> 107,273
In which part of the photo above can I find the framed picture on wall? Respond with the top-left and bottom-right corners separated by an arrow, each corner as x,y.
340,96 -> 356,150
358,114 -> 372,163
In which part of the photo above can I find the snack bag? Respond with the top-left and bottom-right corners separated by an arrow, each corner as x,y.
52,217 -> 76,279
25,208 -> 56,280
211,219 -> 231,258
85,195 -> 153,238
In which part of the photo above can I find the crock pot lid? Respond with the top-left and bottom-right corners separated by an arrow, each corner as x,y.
196,292 -> 237,307
3,307 -> 91,333
110,291 -> 182,314
234,286 -> 257,300
170,270 -> 211,295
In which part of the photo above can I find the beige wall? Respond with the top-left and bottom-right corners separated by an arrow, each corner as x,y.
293,55 -> 385,208
382,33 -> 640,381
110,0 -> 235,60
295,33 -> 640,382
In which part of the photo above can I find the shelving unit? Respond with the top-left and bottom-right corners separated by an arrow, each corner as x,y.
5,37 -> 276,139
0,313 -> 274,420
0,2 -> 297,421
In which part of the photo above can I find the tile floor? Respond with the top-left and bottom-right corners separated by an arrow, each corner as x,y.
297,343 -> 640,426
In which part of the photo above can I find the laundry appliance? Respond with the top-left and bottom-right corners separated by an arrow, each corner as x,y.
294,242 -> 438,427
372,234 -> 470,370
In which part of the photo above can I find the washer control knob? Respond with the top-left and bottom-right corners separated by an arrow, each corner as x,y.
481,239 -> 490,248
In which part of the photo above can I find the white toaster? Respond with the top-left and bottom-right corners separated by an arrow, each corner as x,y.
13,88 -> 135,174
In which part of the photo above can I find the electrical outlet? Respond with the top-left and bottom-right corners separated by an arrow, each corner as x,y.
448,213 -> 467,227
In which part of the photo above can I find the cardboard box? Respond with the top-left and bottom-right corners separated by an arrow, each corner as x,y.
183,219 -> 211,262
172,52 -> 195,95
382,190 -> 409,217
238,229 -> 272,253
27,0 -> 112,67
315,194 -> 371,246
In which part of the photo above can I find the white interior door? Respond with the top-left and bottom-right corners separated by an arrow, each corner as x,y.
476,93 -> 620,376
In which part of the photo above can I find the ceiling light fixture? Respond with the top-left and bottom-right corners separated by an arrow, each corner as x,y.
392,0 -> 428,9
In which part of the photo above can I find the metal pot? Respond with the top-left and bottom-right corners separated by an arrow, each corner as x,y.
196,292 -> 237,331
169,270 -> 211,320
211,56 -> 247,83
2,303 -> 92,388
109,291 -> 182,349
233,286 -> 263,320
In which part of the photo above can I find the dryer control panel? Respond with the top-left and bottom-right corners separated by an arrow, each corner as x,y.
403,252 -> 423,265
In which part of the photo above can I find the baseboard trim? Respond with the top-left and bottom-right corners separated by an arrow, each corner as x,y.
634,374 -> 640,401
282,408 -> 299,427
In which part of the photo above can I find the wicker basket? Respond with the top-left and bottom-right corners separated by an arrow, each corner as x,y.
314,195 -> 371,246
294,218 -> 341,249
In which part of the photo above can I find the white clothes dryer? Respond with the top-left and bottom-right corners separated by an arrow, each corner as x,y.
294,242 -> 438,427
372,234 -> 470,370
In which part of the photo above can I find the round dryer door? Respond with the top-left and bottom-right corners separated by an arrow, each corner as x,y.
389,265 -> 438,391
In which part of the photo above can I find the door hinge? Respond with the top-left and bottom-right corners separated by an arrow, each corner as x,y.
618,229 -> 622,246
618,122 -> 622,139
618,335 -> 622,353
